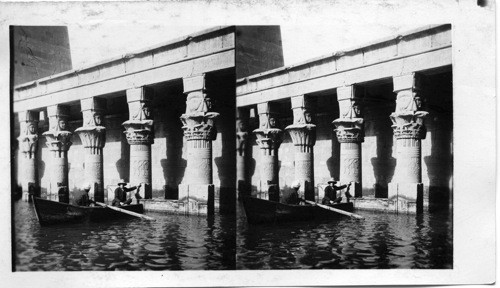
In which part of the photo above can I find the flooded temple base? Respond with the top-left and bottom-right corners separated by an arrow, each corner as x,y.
14,201 -> 236,270
237,202 -> 452,269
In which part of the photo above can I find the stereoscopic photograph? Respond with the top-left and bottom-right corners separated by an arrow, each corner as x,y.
2,0 -> 496,287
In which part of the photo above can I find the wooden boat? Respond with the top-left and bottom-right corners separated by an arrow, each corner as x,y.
32,197 -> 144,226
242,196 -> 354,225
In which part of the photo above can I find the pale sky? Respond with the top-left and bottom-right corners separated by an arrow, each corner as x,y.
68,23 -> 422,70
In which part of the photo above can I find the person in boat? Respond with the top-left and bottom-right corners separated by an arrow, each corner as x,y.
322,179 -> 352,205
287,181 -> 304,205
112,179 -> 138,206
76,184 -> 95,206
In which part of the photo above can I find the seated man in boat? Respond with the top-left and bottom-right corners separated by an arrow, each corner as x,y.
322,179 -> 351,205
112,179 -> 138,206
287,181 -> 304,205
76,184 -> 95,206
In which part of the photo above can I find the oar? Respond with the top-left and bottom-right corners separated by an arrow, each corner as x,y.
304,200 -> 364,220
95,202 -> 155,221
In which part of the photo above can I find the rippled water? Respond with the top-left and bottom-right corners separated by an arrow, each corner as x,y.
14,201 -> 235,271
237,202 -> 452,269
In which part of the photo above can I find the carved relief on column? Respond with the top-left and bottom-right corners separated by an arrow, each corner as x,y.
285,95 -> 316,201
122,87 -> 154,145
285,95 -> 316,153
390,73 -> 428,141
236,108 -> 249,157
253,102 -> 283,155
332,86 -> 364,144
43,105 -> 72,156
43,105 -> 72,202
180,75 -> 219,143
253,102 -> 282,201
333,86 -> 364,198
180,74 -> 219,186
18,111 -> 39,159
75,98 -> 106,154
18,111 -> 40,201
122,87 -> 154,198
75,98 -> 106,201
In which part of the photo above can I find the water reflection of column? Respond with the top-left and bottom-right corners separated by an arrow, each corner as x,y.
179,75 -> 218,211
333,86 -> 364,197
43,105 -> 72,203
389,73 -> 428,213
122,87 -> 154,199
285,95 -> 316,201
236,108 -> 250,199
253,102 -> 283,201
18,110 -> 40,201
75,98 -> 106,202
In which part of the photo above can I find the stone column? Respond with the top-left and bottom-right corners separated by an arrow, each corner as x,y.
75,98 -> 106,202
179,75 -> 218,211
17,110 -> 40,201
122,87 -> 154,199
43,105 -> 72,203
333,86 -> 364,198
388,73 -> 428,213
236,107 -> 250,199
253,102 -> 283,201
285,95 -> 316,201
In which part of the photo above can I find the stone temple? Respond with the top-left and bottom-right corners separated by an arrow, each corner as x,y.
13,25 -> 455,215
236,25 -> 453,214
12,26 -> 284,215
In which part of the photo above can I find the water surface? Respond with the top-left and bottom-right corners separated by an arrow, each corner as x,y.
14,201 -> 235,271
237,202 -> 452,269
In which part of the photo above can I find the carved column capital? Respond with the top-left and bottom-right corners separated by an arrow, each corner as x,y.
181,75 -> 219,141
75,97 -> 107,153
285,95 -> 316,151
254,102 -> 283,152
43,105 -> 72,153
123,87 -> 155,145
391,73 -> 428,140
333,118 -> 364,143
334,86 -> 364,143
18,111 -> 40,159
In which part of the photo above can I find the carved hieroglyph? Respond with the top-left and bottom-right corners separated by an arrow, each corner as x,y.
181,75 -> 219,185
76,98 -> 107,201
391,73 -> 428,184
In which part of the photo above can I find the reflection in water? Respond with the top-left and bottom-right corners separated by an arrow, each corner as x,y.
14,201 -> 235,271
237,202 -> 452,269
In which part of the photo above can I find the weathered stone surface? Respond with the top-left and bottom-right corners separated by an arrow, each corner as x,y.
14,27 -> 236,113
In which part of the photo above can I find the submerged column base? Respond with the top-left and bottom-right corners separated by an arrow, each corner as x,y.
178,184 -> 215,215
388,182 -> 423,214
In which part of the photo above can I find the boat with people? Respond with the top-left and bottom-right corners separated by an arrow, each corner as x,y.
32,197 -> 146,226
241,196 -> 359,225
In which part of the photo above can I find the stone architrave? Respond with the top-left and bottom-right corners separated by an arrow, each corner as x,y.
18,110 -> 40,201
122,87 -> 154,199
388,73 -> 428,213
75,98 -> 106,202
43,105 -> 72,203
253,102 -> 283,201
332,85 -> 364,198
285,95 -> 316,201
179,74 -> 218,212
236,107 -> 250,199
